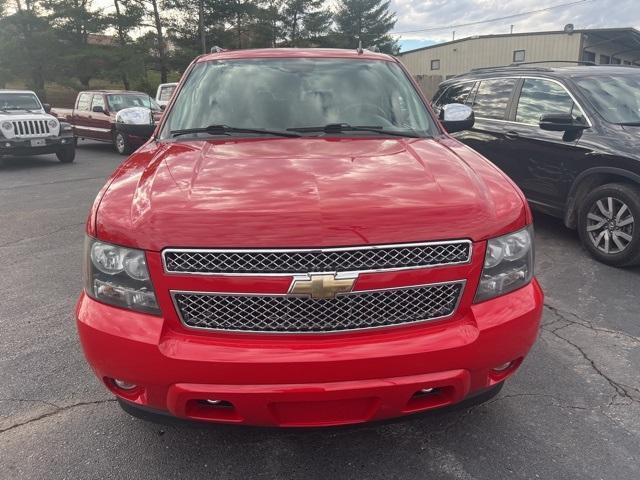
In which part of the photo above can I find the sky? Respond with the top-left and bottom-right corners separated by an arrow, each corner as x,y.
90,0 -> 640,53
392,0 -> 640,52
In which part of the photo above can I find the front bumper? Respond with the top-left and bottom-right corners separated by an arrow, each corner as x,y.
76,279 -> 543,427
0,135 -> 74,156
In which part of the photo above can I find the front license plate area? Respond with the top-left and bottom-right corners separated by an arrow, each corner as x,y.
30,139 -> 46,147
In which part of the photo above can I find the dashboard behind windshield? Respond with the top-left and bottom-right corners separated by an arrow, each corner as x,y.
160,58 -> 436,139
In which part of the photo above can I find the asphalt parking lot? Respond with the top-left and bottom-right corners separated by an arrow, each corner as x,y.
1,141 -> 639,480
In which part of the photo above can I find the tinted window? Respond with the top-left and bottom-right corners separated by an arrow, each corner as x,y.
516,79 -> 584,125
162,58 -> 436,138
434,82 -> 474,108
575,74 -> 640,124
77,93 -> 91,111
91,94 -> 105,111
471,79 -> 516,120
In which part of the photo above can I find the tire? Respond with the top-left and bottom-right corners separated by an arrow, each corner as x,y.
114,131 -> 133,155
577,183 -> 640,267
56,145 -> 75,163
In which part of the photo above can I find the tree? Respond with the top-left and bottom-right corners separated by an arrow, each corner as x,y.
334,0 -> 398,54
281,0 -> 331,47
0,8 -> 63,97
132,0 -> 169,82
108,0 -> 145,88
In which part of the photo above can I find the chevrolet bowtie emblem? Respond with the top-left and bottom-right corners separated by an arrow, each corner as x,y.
289,273 -> 357,300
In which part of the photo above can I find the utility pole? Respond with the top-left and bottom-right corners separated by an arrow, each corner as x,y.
510,25 -> 514,34
452,30 -> 455,41
199,0 -> 206,54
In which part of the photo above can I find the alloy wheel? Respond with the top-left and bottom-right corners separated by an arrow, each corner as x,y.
116,133 -> 126,154
586,196 -> 635,254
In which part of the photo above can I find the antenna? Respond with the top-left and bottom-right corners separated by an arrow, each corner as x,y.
357,37 -> 363,55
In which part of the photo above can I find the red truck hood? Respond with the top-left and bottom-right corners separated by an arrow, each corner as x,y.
95,137 -> 528,251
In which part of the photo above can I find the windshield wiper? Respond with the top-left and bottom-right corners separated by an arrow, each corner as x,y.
287,123 -> 424,138
171,124 -> 301,138
618,122 -> 640,126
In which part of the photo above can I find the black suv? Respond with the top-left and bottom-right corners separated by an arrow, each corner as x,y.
433,65 -> 640,267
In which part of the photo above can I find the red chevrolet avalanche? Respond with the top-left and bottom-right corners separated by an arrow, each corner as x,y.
76,48 -> 543,427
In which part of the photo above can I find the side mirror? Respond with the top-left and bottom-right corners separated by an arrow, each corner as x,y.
539,114 -> 587,132
43,103 -> 51,113
92,105 -> 105,113
160,104 -> 166,111
115,107 -> 156,139
439,103 -> 475,133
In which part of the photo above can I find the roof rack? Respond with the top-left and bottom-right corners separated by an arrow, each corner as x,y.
453,60 -> 599,78
508,60 -> 597,66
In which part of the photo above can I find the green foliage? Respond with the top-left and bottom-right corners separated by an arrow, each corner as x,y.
0,0 -> 400,98
334,0 -> 399,54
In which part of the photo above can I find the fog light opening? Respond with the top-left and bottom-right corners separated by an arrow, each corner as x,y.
492,361 -> 513,373
113,379 -> 137,390
414,387 -> 440,397
199,399 -> 233,408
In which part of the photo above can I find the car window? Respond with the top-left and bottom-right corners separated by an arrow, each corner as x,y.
471,79 -> 517,120
574,74 -> 640,125
0,92 -> 41,111
77,93 -> 92,111
516,79 -> 585,125
433,82 -> 474,109
107,94 -> 158,112
91,95 -> 105,111
161,58 -> 437,138
158,85 -> 176,102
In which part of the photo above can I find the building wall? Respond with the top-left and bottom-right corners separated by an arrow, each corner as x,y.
399,33 -> 583,79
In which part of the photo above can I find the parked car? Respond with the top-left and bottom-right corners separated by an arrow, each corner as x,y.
155,82 -> 178,108
432,65 -> 640,267
76,48 -> 543,427
52,90 -> 162,155
0,90 -> 75,163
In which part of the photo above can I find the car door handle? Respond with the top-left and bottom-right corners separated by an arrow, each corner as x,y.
504,130 -> 520,139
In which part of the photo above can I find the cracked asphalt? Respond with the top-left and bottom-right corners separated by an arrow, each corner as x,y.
1,141 -> 639,480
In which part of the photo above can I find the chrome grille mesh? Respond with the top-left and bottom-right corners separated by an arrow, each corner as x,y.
173,282 -> 463,333
164,242 -> 470,274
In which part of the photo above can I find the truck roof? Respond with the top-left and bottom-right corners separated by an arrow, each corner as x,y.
196,48 -> 395,63
0,89 -> 37,95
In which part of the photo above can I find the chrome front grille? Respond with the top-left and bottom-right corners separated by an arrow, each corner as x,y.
173,282 -> 464,333
12,120 -> 50,137
163,241 -> 471,275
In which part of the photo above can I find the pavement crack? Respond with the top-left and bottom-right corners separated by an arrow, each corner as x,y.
542,321 -> 640,405
544,302 -> 640,344
0,398 -> 116,434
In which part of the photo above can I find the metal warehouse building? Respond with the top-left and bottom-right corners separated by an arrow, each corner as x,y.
398,27 -> 640,97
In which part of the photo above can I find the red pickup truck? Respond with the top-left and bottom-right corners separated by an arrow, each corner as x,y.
76,48 -> 543,427
52,90 -> 161,155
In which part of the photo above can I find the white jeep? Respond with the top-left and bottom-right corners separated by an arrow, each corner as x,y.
0,90 -> 75,163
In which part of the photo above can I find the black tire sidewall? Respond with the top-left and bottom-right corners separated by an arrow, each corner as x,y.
56,145 -> 75,163
578,183 -> 640,266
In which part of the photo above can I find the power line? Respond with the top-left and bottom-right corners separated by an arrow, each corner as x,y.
389,0 -> 595,36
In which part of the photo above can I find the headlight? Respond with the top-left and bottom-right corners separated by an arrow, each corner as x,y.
61,123 -> 73,132
84,237 -> 159,314
474,226 -> 534,303
1,121 -> 12,130
47,119 -> 58,129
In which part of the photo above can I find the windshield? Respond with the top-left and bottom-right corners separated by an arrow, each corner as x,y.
158,84 -> 177,102
574,74 -> 640,124
107,94 -> 159,113
160,58 -> 435,138
0,93 -> 41,111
